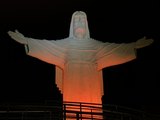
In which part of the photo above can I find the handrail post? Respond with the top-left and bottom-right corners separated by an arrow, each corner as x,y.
63,104 -> 66,120
91,109 -> 93,120
76,113 -> 79,120
80,103 -> 82,120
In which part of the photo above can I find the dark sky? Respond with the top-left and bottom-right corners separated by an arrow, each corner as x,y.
0,0 -> 160,114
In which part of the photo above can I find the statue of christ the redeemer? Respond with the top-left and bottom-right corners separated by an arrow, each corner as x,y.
8,11 -> 153,105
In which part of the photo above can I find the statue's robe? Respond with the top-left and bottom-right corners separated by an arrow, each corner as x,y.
24,37 -> 136,104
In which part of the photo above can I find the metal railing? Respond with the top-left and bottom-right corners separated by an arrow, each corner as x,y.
63,101 -> 103,119
0,102 -> 159,120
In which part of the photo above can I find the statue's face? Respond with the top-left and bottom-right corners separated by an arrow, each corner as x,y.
73,13 -> 86,39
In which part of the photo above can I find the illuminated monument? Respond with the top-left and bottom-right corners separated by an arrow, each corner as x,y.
8,11 -> 153,113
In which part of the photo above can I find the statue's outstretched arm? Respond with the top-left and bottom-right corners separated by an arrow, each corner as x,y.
97,36 -> 153,70
8,30 -> 28,44
135,36 -> 154,49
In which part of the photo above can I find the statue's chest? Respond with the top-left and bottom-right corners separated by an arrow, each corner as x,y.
66,49 -> 97,62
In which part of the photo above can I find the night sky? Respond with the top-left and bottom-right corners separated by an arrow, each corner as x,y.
0,0 -> 160,115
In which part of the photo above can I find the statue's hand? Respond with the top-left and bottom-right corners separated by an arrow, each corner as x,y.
135,36 -> 154,49
8,30 -> 27,44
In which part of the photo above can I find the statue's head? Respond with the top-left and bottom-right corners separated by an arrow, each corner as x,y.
69,11 -> 90,40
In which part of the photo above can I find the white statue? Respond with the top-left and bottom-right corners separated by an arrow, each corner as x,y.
8,11 -> 153,105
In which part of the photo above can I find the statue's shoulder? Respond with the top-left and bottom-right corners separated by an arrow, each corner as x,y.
89,38 -> 104,44
50,38 -> 71,48
50,37 -> 68,42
